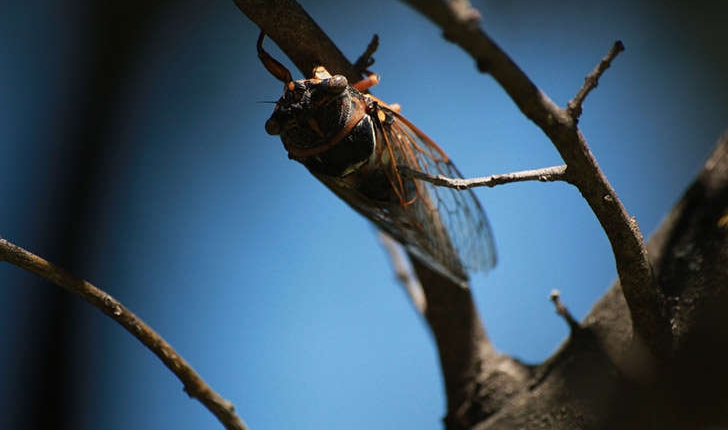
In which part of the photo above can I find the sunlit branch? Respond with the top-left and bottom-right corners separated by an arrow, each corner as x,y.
399,165 -> 568,190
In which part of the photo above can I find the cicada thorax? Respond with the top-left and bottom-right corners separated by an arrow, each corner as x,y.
267,78 -> 419,208
264,71 -> 380,179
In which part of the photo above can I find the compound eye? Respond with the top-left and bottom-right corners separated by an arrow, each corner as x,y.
323,75 -> 348,94
265,117 -> 280,135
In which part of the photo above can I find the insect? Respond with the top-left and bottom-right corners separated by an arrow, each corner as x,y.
257,31 -> 496,286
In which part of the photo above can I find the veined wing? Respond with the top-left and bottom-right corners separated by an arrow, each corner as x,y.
380,105 -> 497,281
314,102 -> 497,285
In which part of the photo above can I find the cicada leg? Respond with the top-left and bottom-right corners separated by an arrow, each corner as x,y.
352,73 -> 380,92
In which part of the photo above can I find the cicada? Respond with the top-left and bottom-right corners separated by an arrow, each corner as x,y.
257,32 -> 496,285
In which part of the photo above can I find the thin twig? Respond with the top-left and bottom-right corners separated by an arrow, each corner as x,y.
0,238 -> 248,430
378,232 -> 426,314
400,0 -> 666,359
399,165 -> 568,190
549,289 -> 580,333
352,34 -> 379,76
567,41 -> 625,119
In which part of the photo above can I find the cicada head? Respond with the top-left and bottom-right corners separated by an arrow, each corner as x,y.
265,73 -> 357,154
257,32 -> 369,163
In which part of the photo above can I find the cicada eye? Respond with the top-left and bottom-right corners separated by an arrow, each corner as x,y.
265,117 -> 280,135
323,75 -> 348,94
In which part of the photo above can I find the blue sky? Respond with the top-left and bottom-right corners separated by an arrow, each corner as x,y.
1,1 -> 727,429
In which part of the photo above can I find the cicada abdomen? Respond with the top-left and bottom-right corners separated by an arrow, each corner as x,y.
257,32 -> 496,286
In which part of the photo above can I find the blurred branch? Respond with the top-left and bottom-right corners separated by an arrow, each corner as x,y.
0,239 -> 248,430
400,165 -> 568,190
399,0 -> 667,359
549,289 -> 581,333
353,34 -> 379,75
379,232 -> 426,314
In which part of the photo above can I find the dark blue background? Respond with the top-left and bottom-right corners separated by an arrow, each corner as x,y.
2,1 -> 726,429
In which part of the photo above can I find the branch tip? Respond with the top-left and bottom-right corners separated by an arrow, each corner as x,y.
567,40 -> 626,119
353,34 -> 379,76
549,289 -> 580,332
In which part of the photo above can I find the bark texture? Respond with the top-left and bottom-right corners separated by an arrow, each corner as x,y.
475,135 -> 728,429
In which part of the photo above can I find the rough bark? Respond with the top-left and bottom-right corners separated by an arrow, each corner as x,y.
471,134 -> 728,430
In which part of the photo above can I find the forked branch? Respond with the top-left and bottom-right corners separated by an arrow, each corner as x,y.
233,0 -> 666,425
400,0 -> 667,358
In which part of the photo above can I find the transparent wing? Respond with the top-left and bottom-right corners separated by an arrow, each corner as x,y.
313,104 -> 496,284
381,107 -> 497,281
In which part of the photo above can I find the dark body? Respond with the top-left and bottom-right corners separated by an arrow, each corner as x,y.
259,34 -> 496,284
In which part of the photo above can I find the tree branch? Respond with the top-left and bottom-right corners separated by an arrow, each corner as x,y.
400,165 -> 568,190
237,1 -> 726,427
400,0 -> 667,359
0,238 -> 248,430
233,0 -> 362,82
410,258 -> 530,429
353,34 -> 379,75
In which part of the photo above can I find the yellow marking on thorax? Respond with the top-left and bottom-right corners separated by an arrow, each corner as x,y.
718,209 -> 728,228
